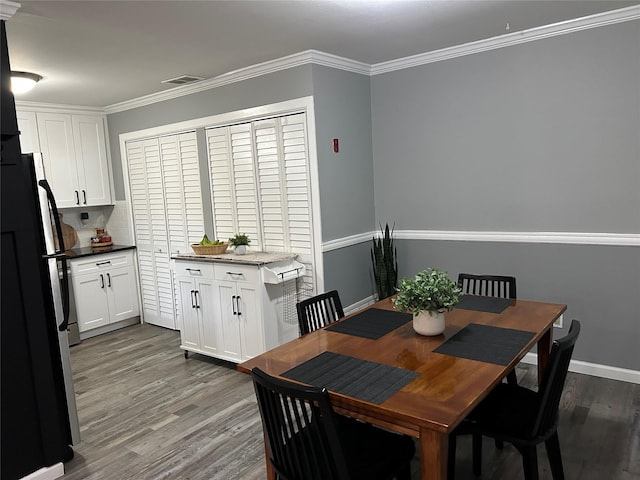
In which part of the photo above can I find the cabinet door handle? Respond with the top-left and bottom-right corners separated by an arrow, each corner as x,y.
236,296 -> 241,316
190,290 -> 196,308
100,274 -> 104,288
82,190 -> 87,204
194,290 -> 200,309
107,273 -> 111,287
75,190 -> 80,205
232,295 -> 237,315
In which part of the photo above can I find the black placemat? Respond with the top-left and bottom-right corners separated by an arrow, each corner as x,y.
282,351 -> 419,404
455,295 -> 513,314
433,323 -> 535,366
325,308 -> 412,339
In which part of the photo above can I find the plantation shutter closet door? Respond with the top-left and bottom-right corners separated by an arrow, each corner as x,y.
206,124 -> 261,249
126,131 -> 204,330
206,113 -> 315,290
254,114 -> 315,289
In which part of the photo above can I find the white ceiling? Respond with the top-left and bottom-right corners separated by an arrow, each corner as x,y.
5,0 -> 639,108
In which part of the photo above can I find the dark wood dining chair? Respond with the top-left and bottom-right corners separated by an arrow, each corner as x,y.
251,367 -> 415,480
458,273 -> 518,385
296,290 -> 345,336
447,320 -> 581,480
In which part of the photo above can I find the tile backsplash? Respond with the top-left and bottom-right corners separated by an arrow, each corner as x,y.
58,202 -> 133,248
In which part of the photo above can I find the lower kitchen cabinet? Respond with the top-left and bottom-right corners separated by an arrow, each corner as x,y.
70,250 -> 139,333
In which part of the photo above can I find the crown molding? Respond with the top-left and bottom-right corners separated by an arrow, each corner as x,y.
15,100 -> 105,115
0,0 -> 20,21
371,5 -> 640,75
105,50 -> 369,114
322,229 -> 640,251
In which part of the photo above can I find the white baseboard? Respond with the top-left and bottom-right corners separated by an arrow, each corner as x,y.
345,295 -> 376,315
522,353 -> 640,385
20,463 -> 64,480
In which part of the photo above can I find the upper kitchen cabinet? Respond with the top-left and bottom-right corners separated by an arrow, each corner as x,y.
15,110 -> 40,155
29,111 -> 112,208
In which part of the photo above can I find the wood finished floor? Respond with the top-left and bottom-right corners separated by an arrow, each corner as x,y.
63,323 -> 640,479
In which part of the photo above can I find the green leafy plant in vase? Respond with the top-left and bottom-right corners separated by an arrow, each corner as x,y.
393,268 -> 461,336
229,233 -> 251,255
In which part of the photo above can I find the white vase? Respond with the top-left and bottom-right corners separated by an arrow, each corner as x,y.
413,310 -> 446,336
235,245 -> 247,255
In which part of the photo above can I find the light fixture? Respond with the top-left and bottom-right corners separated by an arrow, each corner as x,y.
11,71 -> 42,94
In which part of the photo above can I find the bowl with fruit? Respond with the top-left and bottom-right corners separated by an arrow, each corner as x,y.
191,235 -> 228,255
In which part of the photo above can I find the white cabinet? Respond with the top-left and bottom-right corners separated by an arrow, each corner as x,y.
35,112 -> 112,208
175,260 -> 269,363
174,261 -> 218,357
70,250 -> 139,333
214,264 -> 262,362
16,110 -> 40,154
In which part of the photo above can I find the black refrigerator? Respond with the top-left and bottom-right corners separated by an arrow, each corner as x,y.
1,20 -> 80,479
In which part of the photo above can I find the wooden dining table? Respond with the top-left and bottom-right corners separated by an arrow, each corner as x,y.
237,296 -> 566,480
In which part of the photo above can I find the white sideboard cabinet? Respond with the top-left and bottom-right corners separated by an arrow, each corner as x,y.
70,250 -> 139,334
17,108 -> 112,208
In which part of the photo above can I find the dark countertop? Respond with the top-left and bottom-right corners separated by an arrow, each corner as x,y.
64,244 -> 136,259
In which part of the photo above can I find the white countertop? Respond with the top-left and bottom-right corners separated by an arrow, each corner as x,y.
172,251 -> 297,266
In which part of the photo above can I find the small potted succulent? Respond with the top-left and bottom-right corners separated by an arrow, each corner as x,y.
393,268 -> 461,336
229,233 -> 251,255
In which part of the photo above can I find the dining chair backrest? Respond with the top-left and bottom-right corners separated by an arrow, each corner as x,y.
458,273 -> 517,299
251,367 -> 350,480
296,290 -> 345,336
530,319 -> 581,438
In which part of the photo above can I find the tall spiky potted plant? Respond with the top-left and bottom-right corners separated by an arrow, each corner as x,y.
371,223 -> 398,300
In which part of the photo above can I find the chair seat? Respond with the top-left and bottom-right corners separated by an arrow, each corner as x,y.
465,383 -> 540,440
336,416 -> 415,480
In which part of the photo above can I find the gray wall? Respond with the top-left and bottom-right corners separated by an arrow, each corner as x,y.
370,21 -> 640,370
323,242 -> 377,307
310,65 -> 376,305
371,21 -> 640,232
310,65 -> 375,241
397,240 -> 640,371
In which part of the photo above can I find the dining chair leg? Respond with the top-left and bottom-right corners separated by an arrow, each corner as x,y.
447,435 -> 457,480
397,462 -> 412,480
472,433 -> 482,476
521,445 -> 539,480
545,431 -> 565,480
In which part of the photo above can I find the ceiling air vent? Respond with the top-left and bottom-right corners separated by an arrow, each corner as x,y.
161,74 -> 205,85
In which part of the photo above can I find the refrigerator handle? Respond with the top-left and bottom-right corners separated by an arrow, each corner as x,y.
38,179 -> 71,332
38,179 -> 65,254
